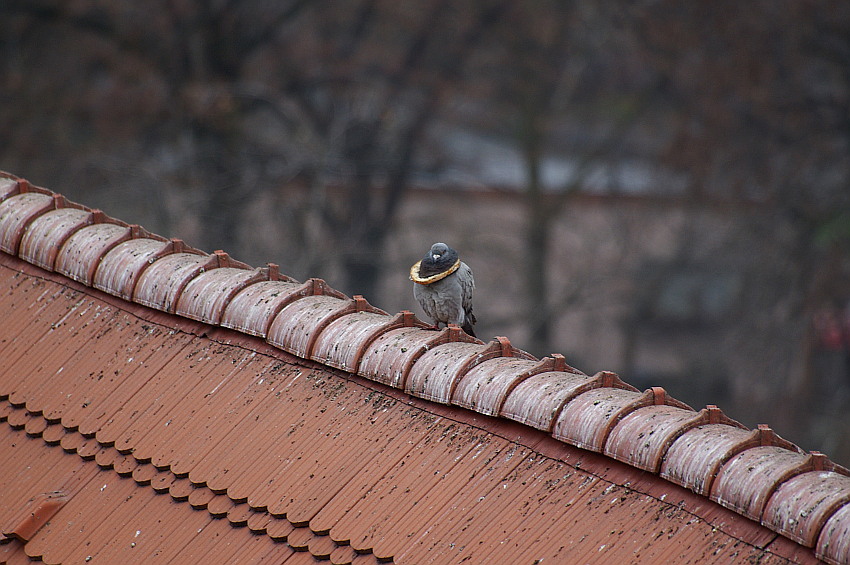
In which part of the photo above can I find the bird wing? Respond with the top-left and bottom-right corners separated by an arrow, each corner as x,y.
457,262 -> 475,314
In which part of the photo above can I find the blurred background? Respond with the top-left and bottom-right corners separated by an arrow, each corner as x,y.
2,0 -> 849,463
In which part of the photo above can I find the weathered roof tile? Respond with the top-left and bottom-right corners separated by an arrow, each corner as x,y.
92,237 -> 172,299
132,251 -> 211,312
19,207 -> 92,271
267,294 -> 385,358
501,369 -> 636,432
175,265 -> 266,325
818,501 -> 850,564
554,385 -> 692,452
452,352 -> 579,416
311,309 -> 428,372
0,176 -> 20,199
219,277 -> 312,337
605,404 -> 742,472
763,466 -> 850,546
0,192 -> 55,254
711,446 -> 820,521
358,324 -> 479,390
406,336 -> 534,404
55,222 -> 133,285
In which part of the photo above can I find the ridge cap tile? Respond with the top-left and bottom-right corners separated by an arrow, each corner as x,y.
93,237 -> 173,299
311,309 -> 429,373
219,278 -> 303,337
405,339 -> 504,404
452,354 -> 574,417
19,207 -> 93,271
818,502 -> 850,564
763,470 -> 850,547
131,252 -> 213,313
711,444 -> 820,522
0,192 -> 55,255
55,222 -> 133,285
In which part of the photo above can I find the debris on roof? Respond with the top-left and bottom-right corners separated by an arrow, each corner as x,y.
1,171 -> 849,564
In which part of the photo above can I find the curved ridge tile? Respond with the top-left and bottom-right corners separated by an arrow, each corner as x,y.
358,325 -> 475,389
55,222 -> 134,285
221,277 -> 340,337
132,251 -> 211,313
762,461 -> 850,547
660,423 -> 797,496
268,294 -> 385,359
711,445 -> 823,522
312,310 -> 430,372
0,192 -> 54,254
500,369 -> 636,432
18,207 -> 93,271
452,353 -> 578,416
659,426 -> 730,495
93,237 -> 173,299
0,176 -> 20,200
553,386 -> 692,452
406,336 -> 531,404
818,502 -> 850,565
176,263 -> 268,325
605,404 -> 742,473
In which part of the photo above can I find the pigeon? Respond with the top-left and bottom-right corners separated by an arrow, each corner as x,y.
410,242 -> 476,337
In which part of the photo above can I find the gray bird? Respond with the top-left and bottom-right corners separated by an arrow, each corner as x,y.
410,242 -> 476,337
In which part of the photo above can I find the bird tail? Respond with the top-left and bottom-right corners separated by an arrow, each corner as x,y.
461,322 -> 476,338
461,311 -> 476,338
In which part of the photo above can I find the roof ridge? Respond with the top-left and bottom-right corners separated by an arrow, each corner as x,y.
2,171 -> 849,564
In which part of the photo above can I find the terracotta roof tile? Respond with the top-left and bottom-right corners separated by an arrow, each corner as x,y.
55,222 -> 134,285
712,447 -> 826,521
1,172 -> 847,564
132,251 -> 213,312
311,310 -> 429,372
92,237 -> 172,299
78,329 -> 197,438
151,354 -> 276,475
819,503 -> 850,564
246,509 -> 272,533
220,277 -> 341,337
19,207 -> 93,271
188,486 -> 217,509
346,436 -> 531,557
268,293 -> 385,358
0,176 -> 19,199
661,422 -> 758,495
330,545 -> 360,565
605,404 -> 742,472
175,265 -> 267,324
405,336 -> 534,404
452,353 -> 577,416
554,385 -> 692,451
500,368 -> 636,431
763,469 -> 850,546
0,192 -> 55,254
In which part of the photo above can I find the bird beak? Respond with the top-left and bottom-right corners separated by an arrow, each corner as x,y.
432,253 -> 441,260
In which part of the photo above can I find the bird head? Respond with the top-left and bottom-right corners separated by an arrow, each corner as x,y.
416,242 -> 459,278
429,242 -> 451,261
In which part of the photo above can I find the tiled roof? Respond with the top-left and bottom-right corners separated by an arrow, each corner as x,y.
1,171 -> 849,564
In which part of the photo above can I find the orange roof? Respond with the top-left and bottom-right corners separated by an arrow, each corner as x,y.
0,171 -> 848,564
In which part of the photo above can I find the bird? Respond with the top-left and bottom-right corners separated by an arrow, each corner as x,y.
410,242 -> 476,337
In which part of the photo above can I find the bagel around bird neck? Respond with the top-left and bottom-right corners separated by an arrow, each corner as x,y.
410,259 -> 461,284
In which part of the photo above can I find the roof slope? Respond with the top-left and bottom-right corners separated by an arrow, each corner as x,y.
0,171 -> 849,564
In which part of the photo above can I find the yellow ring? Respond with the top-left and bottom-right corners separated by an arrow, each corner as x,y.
409,259 -> 460,284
